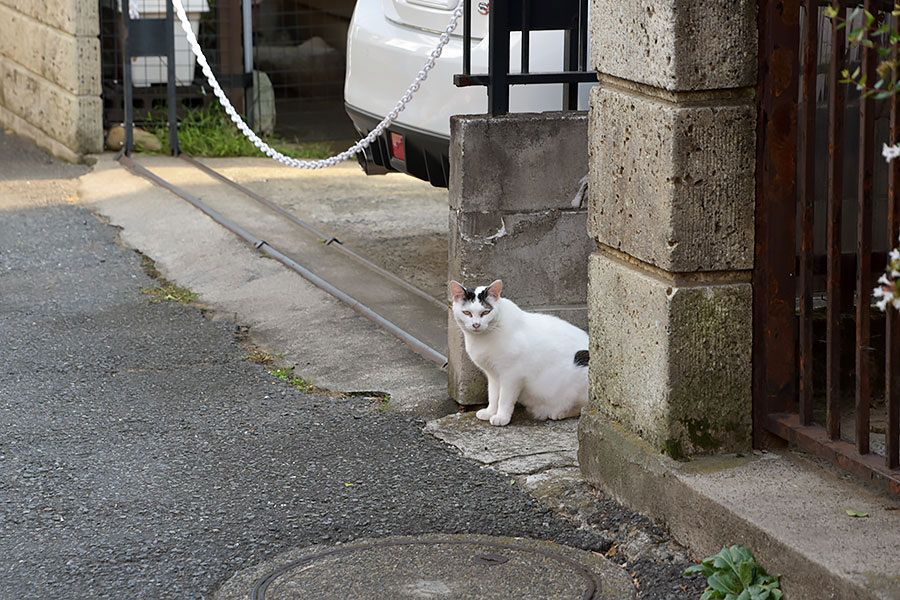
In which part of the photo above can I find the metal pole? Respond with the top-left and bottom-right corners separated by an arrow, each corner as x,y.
123,0 -> 134,155
487,0 -> 509,115
242,0 -> 253,73
166,0 -> 179,155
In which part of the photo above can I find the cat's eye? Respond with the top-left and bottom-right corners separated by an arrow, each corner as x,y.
481,310 -> 491,316
462,310 -> 472,316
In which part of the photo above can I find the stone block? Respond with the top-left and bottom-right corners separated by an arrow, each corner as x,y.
0,59 -> 103,154
590,0 -> 757,91
1,0 -> 98,36
588,85 -> 755,272
449,112 -> 589,213
449,208 -> 593,309
587,250 -> 752,457
0,4 -> 100,95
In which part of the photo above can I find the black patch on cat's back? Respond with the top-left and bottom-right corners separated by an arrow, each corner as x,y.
574,350 -> 589,367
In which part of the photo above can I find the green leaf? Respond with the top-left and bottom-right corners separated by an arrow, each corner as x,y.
686,564 -> 714,577
738,561 -> 757,588
853,66 -> 862,79
866,9 -> 876,28
709,572 -> 742,595
700,589 -> 721,600
845,508 -> 870,517
771,589 -> 783,600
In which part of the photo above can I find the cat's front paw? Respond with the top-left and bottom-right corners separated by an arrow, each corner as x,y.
489,413 -> 511,427
476,408 -> 494,421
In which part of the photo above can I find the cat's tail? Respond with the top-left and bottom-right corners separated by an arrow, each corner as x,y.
574,350 -> 589,367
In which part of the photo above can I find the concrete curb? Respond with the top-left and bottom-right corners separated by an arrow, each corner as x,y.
578,410 -> 900,600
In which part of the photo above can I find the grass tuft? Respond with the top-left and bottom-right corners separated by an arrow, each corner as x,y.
144,103 -> 333,159
140,284 -> 200,304
269,366 -> 317,393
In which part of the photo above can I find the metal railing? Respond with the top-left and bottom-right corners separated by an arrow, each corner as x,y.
453,0 -> 595,116
756,0 -> 900,495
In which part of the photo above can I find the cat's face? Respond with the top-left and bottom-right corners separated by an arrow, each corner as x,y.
449,279 -> 502,335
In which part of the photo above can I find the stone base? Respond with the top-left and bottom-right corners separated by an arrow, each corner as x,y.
588,249 -> 751,457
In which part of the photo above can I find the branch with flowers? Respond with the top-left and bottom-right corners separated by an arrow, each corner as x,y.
827,2 -> 900,310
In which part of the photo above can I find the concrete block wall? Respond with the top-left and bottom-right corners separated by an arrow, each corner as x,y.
0,0 -> 103,161
579,0 -> 757,462
448,112 -> 595,405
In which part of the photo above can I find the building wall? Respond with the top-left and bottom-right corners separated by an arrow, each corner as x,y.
0,0 -> 103,161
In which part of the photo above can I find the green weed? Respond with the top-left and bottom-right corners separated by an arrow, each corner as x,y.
685,545 -> 782,600
269,366 -> 316,393
140,284 -> 200,304
144,103 -> 333,159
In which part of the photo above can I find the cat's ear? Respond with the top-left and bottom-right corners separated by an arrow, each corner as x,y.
486,279 -> 503,301
449,280 -> 467,303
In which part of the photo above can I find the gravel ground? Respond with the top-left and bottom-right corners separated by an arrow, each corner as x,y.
0,132 -> 705,599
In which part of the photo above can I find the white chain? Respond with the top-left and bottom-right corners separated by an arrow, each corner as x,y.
170,0 -> 463,168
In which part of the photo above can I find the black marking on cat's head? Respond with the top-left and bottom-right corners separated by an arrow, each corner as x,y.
463,287 -> 476,302
574,350 -> 589,367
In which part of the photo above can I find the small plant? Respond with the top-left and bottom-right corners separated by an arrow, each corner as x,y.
269,366 -> 316,393
825,3 -> 900,100
378,394 -> 391,413
684,545 -> 782,600
140,284 -> 200,304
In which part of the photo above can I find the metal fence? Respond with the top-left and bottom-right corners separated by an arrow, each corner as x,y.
99,0 -> 356,142
453,0 -> 594,116
756,0 -> 900,494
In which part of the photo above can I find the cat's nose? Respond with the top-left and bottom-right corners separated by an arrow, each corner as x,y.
472,322 -> 481,329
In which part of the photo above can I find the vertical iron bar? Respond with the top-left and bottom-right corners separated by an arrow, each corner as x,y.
799,0 -> 818,426
122,0 -> 134,156
578,0 -> 588,71
521,0 -> 530,74
855,0 -> 876,455
463,0 -> 471,76
826,2 -> 845,441
887,15 -> 900,470
487,0 -> 509,116
166,0 -> 179,156
754,0 -> 800,447
562,29 -> 578,110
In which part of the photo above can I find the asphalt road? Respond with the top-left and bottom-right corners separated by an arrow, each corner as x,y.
0,134 -> 609,598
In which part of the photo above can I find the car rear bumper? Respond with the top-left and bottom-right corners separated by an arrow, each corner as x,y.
345,103 -> 451,188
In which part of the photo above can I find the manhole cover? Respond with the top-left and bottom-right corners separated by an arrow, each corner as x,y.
243,537 -> 626,600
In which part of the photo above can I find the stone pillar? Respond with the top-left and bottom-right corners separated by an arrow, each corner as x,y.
578,0 -> 758,466
0,0 -> 103,161
448,112 -> 595,405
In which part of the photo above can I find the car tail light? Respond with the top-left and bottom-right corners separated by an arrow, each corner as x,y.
390,132 -> 406,161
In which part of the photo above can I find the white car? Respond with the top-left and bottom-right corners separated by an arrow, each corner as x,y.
344,0 -> 593,187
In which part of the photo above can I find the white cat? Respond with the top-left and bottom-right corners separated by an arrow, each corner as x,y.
449,279 -> 590,427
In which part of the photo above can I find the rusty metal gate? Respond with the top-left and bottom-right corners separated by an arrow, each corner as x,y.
755,0 -> 900,494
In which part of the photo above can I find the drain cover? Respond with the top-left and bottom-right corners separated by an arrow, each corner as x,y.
222,535 -> 633,600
